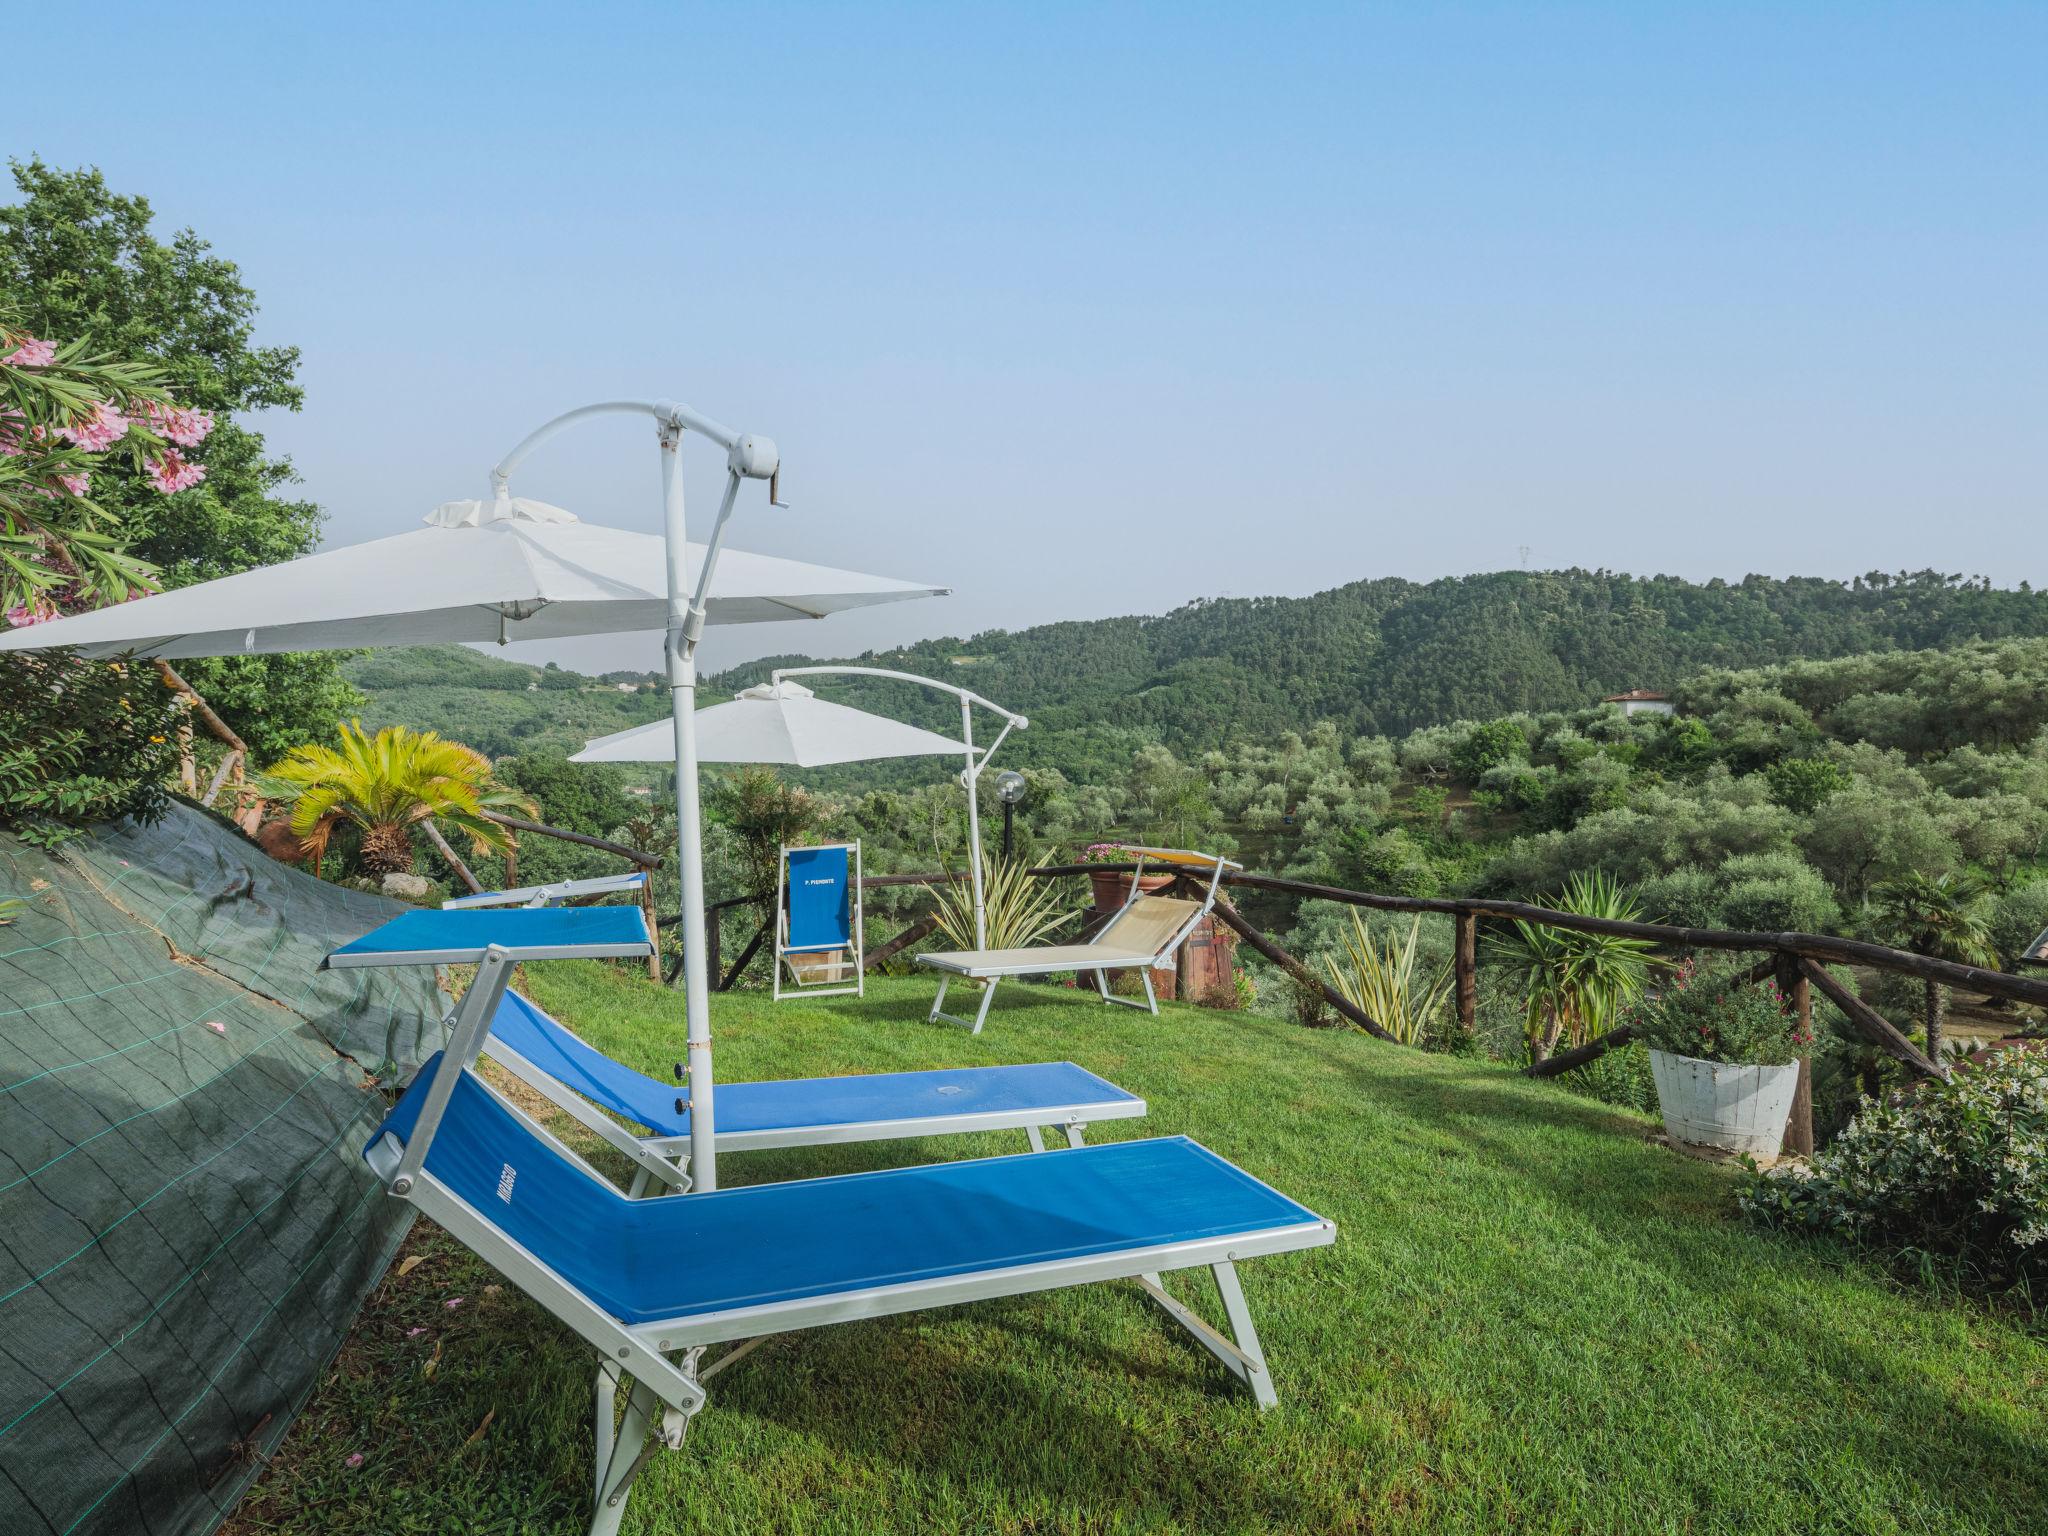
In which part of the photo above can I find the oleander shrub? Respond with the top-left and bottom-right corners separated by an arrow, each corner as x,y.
1631,958 -> 1812,1066
1740,1045 -> 2048,1286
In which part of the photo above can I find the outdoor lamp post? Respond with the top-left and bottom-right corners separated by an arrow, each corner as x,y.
995,770 -> 1028,860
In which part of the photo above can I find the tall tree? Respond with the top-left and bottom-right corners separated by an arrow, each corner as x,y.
0,160 -> 359,760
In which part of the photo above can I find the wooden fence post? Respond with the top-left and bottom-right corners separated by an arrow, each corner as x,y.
1775,954 -> 1814,1157
1454,912 -> 1477,1038
1173,874 -> 1197,1002
638,866 -> 661,982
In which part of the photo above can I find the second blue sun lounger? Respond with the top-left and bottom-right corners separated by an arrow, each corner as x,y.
486,988 -> 1148,1193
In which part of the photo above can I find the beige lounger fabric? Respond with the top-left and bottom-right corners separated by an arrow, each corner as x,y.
1100,895 -> 1201,956
919,896 -> 1206,978
917,944 -> 1158,977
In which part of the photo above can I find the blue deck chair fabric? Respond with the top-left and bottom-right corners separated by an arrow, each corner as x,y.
488,989 -> 1140,1141
783,845 -> 852,952
373,1056 -> 1322,1325
327,905 -> 651,966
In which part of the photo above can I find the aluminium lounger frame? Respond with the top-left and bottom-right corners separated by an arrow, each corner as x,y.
920,845 -> 1245,1032
356,927 -> 1331,1536
443,870 -> 649,910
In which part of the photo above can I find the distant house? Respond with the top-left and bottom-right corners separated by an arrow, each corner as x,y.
1603,689 -> 1675,718
615,682 -> 636,693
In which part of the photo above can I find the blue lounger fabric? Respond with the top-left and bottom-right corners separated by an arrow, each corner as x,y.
490,990 -> 1140,1140
373,1056 -> 1322,1325
329,905 -> 652,965
784,845 -> 852,952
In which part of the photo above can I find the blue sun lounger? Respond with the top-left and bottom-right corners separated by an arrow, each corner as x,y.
347,911 -> 1336,1536
485,988 -> 1147,1193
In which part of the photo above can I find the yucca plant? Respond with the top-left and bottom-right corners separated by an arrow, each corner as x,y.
1320,913 -> 1453,1046
1486,870 -> 1658,1063
263,721 -> 536,878
929,856 -> 1075,951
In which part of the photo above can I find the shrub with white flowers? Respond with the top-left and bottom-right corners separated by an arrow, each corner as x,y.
1739,1044 -> 2048,1284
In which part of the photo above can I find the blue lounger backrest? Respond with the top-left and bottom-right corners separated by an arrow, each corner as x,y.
784,845 -> 852,952
490,989 -> 684,1134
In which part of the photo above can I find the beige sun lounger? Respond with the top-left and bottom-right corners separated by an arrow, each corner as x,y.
916,846 -> 1243,1031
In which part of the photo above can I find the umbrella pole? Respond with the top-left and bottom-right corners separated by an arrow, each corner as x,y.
661,427 -> 719,1193
961,697 -> 987,950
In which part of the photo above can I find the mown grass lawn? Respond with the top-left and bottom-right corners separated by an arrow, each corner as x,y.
232,971 -> 2047,1535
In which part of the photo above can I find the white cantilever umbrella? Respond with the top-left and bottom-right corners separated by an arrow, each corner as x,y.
0,398 -> 947,1199
573,680 -> 970,767
0,498 -> 942,660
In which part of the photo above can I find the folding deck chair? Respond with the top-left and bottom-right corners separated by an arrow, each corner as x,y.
484,988 -> 1149,1193
335,905 -> 1334,1536
775,841 -> 863,1000
917,845 -> 1245,1032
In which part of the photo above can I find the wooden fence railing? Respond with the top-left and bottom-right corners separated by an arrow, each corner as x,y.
650,857 -> 2048,1154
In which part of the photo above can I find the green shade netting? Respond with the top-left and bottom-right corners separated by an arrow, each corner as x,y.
0,803 -> 445,1536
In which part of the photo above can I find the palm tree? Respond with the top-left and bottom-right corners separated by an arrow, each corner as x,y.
264,721 -> 535,881
1486,871 -> 1659,1063
1868,870 -> 1997,1063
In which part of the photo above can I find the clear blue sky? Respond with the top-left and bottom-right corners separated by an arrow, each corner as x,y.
9,2 -> 2044,673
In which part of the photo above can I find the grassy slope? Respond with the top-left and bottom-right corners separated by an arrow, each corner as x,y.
233,974 -> 2047,1536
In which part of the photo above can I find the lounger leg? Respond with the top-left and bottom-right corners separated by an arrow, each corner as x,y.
592,1361 -> 619,1502
928,976 -> 950,1023
1025,1125 -> 1046,1153
1134,1262 -> 1278,1409
1064,1123 -> 1086,1149
589,1378 -> 661,1536
971,977 -> 999,1034
625,1167 -> 653,1200
1212,1261 -> 1277,1409
1142,970 -> 1159,1015
1092,968 -> 1112,1002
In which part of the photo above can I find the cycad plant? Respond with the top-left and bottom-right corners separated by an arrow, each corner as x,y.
1321,913 -> 1453,1046
1487,871 -> 1658,1063
263,721 -> 536,878
929,857 -> 1074,951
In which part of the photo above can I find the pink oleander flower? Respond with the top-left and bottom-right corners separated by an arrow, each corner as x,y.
3,336 -> 56,368
6,603 -> 55,628
61,400 -> 131,453
141,399 -> 215,447
146,448 -> 207,494
345,1452 -> 364,1469
56,471 -> 90,497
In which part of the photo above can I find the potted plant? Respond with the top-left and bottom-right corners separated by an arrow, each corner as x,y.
1078,842 -> 1172,912
1633,959 -> 1813,1158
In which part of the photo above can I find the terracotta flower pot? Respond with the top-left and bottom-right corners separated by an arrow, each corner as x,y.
1088,870 -> 1175,911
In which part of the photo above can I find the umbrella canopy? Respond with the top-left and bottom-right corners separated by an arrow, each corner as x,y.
574,680 -> 970,768
0,498 -> 945,660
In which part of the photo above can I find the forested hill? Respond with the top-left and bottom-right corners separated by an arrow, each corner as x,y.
709,569 -> 2048,752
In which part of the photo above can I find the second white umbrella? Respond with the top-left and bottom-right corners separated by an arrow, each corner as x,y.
574,680 -> 970,768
